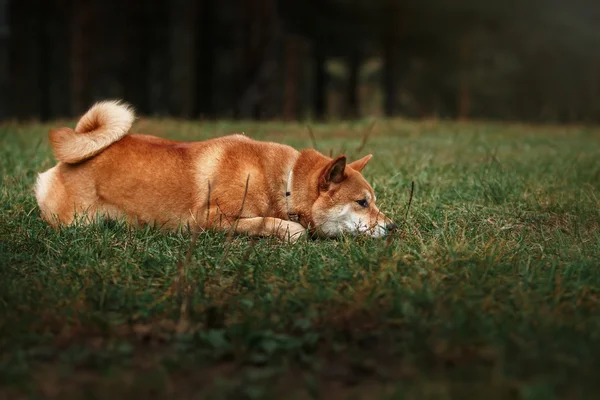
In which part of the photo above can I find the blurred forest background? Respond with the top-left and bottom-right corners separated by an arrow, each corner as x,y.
0,0 -> 599,123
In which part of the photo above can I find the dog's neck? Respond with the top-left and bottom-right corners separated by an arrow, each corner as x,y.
284,149 -> 331,229
285,168 -> 298,222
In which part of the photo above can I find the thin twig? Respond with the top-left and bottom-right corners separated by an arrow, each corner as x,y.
306,125 -> 318,150
404,181 -> 415,221
205,180 -> 212,228
184,231 -> 199,266
215,200 -> 233,227
176,230 -> 199,334
229,174 -> 251,238
219,174 -> 251,265
232,238 -> 258,293
355,120 -> 377,153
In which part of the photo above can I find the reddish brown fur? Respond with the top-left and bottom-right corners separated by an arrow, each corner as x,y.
35,102 -> 394,241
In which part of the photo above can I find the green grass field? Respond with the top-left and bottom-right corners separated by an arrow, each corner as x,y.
1,118 -> 600,399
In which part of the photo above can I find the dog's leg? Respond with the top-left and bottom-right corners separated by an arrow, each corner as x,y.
211,216 -> 306,243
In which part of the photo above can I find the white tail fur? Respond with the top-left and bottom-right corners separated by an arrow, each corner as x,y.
49,100 -> 135,164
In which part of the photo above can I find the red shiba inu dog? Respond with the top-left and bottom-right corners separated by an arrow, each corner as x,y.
35,101 -> 396,242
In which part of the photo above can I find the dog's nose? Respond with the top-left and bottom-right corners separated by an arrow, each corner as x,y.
386,222 -> 398,232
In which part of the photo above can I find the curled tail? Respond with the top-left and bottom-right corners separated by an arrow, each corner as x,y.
49,100 -> 135,164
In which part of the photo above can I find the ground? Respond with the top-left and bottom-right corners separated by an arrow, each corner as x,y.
1,118 -> 600,399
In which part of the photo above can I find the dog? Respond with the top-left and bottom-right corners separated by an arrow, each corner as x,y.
35,101 -> 396,242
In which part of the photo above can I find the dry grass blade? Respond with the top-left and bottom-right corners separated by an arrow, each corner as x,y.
355,120 -> 377,153
217,174 -> 252,266
232,238 -> 258,293
405,181 -> 415,221
215,200 -> 233,227
176,230 -> 199,334
230,174 -> 251,238
205,180 -> 212,227
306,125 -> 318,150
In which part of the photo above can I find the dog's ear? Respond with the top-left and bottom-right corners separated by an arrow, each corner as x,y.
319,155 -> 347,190
348,154 -> 372,172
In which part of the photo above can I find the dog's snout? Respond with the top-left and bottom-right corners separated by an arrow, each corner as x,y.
386,222 -> 398,232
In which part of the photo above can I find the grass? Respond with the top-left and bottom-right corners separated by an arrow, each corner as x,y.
1,117 -> 600,399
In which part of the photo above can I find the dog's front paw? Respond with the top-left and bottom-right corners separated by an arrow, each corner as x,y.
279,221 -> 307,243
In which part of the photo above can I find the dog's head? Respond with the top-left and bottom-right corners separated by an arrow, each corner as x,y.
311,154 -> 396,238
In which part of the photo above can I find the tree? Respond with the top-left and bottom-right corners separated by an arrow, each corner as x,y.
283,33 -> 300,121
195,0 -> 217,118
234,0 -> 281,119
313,44 -> 328,120
120,0 -> 150,115
345,50 -> 360,119
380,0 -> 401,117
144,0 -> 170,116
8,0 -> 50,119
70,0 -> 95,115
280,0 -> 377,120
0,0 -> 9,120
169,0 -> 197,117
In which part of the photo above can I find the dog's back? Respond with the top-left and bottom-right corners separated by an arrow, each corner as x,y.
36,102 -> 298,228
36,100 -> 395,240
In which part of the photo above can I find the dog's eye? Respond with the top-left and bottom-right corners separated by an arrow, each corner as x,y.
356,199 -> 368,208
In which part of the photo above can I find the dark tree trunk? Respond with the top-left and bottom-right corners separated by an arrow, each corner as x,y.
87,0 -> 123,102
588,59 -> 600,123
382,35 -> 398,117
283,33 -> 299,121
145,0 -> 170,116
9,0 -> 43,119
45,0 -> 72,119
70,0 -> 95,115
169,0 -> 196,117
37,0 -> 51,121
346,50 -> 360,119
233,0 -> 256,119
122,0 -> 149,115
457,31 -> 472,121
234,0 -> 280,120
195,0 -> 216,118
0,0 -> 9,120
381,0 -> 401,117
313,44 -> 327,120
